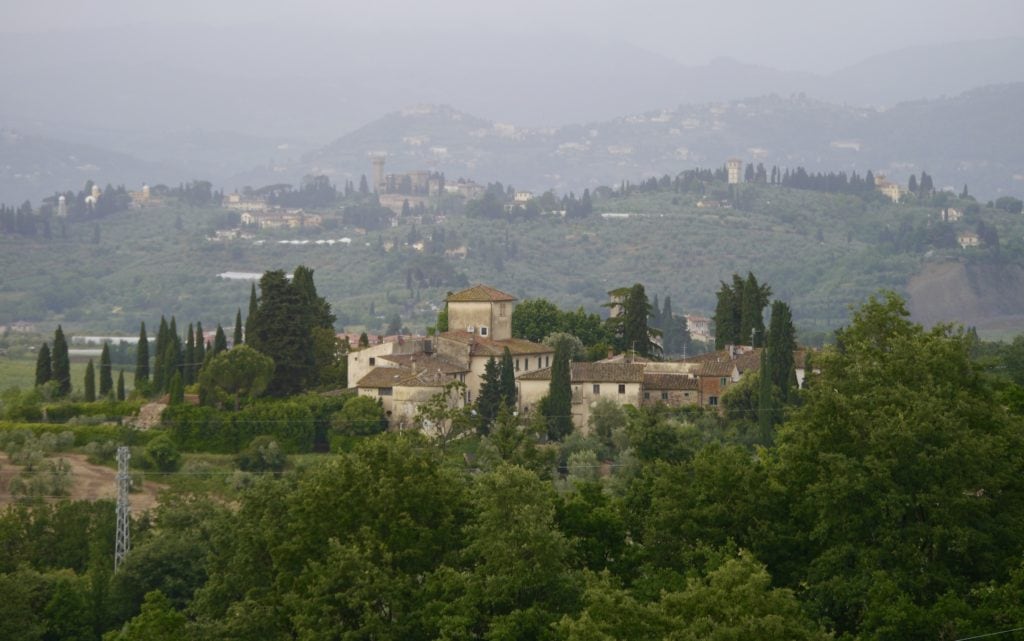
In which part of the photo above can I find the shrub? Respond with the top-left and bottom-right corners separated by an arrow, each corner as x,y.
144,434 -> 181,473
331,395 -> 387,436
235,435 -> 287,474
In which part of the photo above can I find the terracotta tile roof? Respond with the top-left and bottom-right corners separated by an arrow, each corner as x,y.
438,331 -> 551,356
356,367 -> 414,388
446,284 -> 517,303
698,361 -> 736,378
733,348 -> 762,373
643,373 -> 699,390
518,362 -> 645,383
379,353 -> 469,373
598,353 -> 653,364
400,369 -> 452,388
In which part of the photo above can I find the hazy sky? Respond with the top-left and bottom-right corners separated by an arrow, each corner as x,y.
4,0 -> 1023,73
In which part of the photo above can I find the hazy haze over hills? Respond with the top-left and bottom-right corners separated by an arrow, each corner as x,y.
1,0 -> 1022,202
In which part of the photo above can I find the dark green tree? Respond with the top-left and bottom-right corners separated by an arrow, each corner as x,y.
183,325 -> 195,385
512,298 -> 563,342
233,309 -> 243,347
607,283 -> 660,357
757,348 -> 775,443
713,275 -> 744,348
766,300 -> 796,402
435,303 -> 449,333
739,272 -> 771,347
194,321 -> 205,372
248,269 -> 316,396
35,342 -> 52,387
52,325 -> 71,396
213,325 -> 228,355
358,332 -> 369,348
772,293 -> 1024,637
117,371 -> 126,401
500,347 -> 517,407
475,357 -> 502,433
134,321 -> 149,389
99,343 -> 113,397
244,283 -> 257,344
167,371 -> 184,406
543,340 -> 574,440
84,359 -> 96,402
152,317 -> 169,392
292,265 -> 335,329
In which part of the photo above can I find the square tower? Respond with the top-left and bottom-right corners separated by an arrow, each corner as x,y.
446,285 -> 517,340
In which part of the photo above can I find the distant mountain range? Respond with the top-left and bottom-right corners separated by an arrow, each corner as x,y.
1,30 -> 1022,202
272,83 -> 1023,199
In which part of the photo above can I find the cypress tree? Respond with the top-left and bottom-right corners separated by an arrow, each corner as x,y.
662,296 -> 675,355
476,357 -> 502,434
184,323 -> 196,385
292,265 -> 335,329
358,332 -> 369,348
544,341 -> 573,441
84,359 -> 96,402
233,309 -> 243,347
213,325 -> 228,355
117,371 -> 126,401
248,269 -> 316,395
245,283 -> 258,344
153,317 -> 169,392
766,300 -> 796,403
35,342 -> 52,386
99,343 -> 113,397
500,347 -> 517,408
194,321 -> 206,369
52,325 -> 71,397
168,371 -> 184,405
135,321 -> 150,388
713,281 -> 738,349
621,283 -> 658,357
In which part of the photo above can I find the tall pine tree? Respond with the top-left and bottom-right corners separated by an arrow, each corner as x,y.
213,325 -> 228,355
500,347 -> 517,408
476,357 -> 503,434
184,323 -> 196,385
233,309 -> 243,346
99,343 -> 113,397
35,342 -> 52,387
84,359 -> 96,402
117,371 -> 126,401
766,300 -> 796,403
135,321 -> 150,388
248,269 -> 316,396
52,325 -> 71,397
245,283 -> 258,344
543,341 -> 573,441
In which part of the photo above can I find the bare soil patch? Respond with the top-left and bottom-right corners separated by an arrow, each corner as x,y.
0,452 -> 165,512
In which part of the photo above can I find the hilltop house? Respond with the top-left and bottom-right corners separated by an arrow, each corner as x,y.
350,284 -> 555,428
350,284 -> 810,434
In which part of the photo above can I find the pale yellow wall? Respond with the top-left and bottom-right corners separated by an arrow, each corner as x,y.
518,378 -> 641,435
347,342 -> 399,389
448,301 -> 493,336
391,385 -> 446,432
358,387 -> 394,417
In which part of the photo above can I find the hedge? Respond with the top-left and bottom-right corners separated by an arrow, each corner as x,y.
0,421 -> 154,447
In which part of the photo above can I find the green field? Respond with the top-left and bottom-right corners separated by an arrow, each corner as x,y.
0,354 -> 135,394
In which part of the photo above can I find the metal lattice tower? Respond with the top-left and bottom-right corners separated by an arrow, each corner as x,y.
114,446 -> 131,572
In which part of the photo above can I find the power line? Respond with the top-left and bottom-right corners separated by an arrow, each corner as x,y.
955,627 -> 1024,641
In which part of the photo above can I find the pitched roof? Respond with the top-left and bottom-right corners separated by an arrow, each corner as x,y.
518,362 -> 645,384
643,373 -> 699,390
356,367 -> 414,388
355,366 -> 452,389
698,361 -> 736,378
438,331 -> 552,356
379,353 -> 469,374
446,284 -> 517,303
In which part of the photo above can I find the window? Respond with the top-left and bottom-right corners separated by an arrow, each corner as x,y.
720,377 -> 728,386
708,396 -> 718,406
379,387 -> 392,396
661,391 -> 669,401
644,392 -> 650,400
499,303 -> 507,317
593,384 -> 600,395
480,326 -> 488,336
369,357 -> 376,366
545,355 -> 550,367
515,358 -> 520,371
524,358 -> 529,371
538,357 -> 543,369
618,384 -> 626,394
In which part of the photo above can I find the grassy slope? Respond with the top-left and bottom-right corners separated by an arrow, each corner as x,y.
1,185 -> 1021,344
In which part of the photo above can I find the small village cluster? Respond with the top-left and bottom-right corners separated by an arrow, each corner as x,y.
348,284 -> 809,433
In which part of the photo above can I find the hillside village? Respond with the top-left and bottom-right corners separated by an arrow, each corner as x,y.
349,283 -> 807,432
